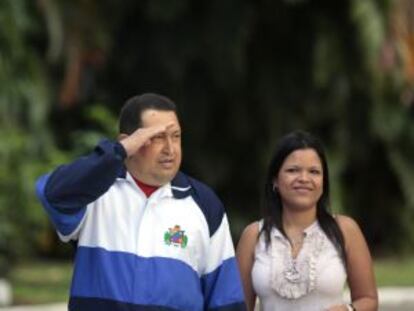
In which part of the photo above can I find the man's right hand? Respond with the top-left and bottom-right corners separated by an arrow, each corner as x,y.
119,123 -> 174,157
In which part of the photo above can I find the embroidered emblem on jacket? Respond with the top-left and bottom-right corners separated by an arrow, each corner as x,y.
164,225 -> 188,248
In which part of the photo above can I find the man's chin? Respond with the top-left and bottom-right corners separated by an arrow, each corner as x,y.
154,171 -> 178,185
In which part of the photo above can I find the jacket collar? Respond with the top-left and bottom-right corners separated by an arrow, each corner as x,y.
170,171 -> 192,199
118,168 -> 192,199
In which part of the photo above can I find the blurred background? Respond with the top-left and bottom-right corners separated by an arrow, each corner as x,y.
1,0 -> 414,308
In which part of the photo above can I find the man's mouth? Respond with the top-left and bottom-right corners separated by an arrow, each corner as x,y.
159,159 -> 174,168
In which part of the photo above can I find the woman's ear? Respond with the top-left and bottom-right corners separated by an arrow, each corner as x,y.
272,179 -> 278,192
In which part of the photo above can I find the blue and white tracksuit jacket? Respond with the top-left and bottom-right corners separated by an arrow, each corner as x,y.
35,140 -> 246,311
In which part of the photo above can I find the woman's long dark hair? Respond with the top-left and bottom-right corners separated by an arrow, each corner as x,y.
261,130 -> 346,262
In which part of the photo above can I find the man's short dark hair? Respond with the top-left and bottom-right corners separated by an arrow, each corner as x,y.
119,93 -> 177,134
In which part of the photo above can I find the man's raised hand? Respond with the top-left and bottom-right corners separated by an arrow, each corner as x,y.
119,122 -> 174,157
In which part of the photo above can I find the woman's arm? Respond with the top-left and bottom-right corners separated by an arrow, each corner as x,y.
236,222 -> 260,311
337,215 -> 378,311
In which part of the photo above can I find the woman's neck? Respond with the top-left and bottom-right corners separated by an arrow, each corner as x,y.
282,207 -> 317,231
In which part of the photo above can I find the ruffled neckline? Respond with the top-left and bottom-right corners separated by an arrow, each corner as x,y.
270,221 -> 327,299
271,220 -> 319,239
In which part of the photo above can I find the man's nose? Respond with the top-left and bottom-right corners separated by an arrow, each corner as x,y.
163,137 -> 174,154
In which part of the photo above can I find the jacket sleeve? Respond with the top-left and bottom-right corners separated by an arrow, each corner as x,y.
201,214 -> 247,311
35,139 -> 126,241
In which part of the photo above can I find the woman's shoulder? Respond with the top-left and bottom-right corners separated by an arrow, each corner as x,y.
241,221 -> 261,240
334,214 -> 359,229
237,221 -> 261,255
334,214 -> 364,240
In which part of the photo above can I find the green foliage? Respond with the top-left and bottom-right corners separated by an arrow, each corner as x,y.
0,0 -> 67,276
0,0 -> 413,274
71,105 -> 118,155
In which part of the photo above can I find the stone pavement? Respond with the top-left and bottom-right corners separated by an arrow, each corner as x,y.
376,287 -> 414,311
0,303 -> 65,311
0,287 -> 414,310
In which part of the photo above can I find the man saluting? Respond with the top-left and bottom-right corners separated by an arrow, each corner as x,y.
36,93 -> 246,311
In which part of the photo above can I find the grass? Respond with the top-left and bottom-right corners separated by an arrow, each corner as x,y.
7,256 -> 414,305
10,260 -> 72,305
374,257 -> 414,287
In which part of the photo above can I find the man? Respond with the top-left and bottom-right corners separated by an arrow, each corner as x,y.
36,93 -> 246,311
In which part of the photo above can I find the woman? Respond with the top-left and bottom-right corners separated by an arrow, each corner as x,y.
237,131 -> 378,311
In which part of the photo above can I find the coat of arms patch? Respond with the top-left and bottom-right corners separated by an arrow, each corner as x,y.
164,225 -> 188,248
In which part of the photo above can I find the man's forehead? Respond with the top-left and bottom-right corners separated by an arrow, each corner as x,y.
141,109 -> 180,128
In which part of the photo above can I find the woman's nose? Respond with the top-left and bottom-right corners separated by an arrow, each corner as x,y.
298,171 -> 310,182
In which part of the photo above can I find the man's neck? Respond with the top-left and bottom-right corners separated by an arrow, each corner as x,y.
132,176 -> 159,197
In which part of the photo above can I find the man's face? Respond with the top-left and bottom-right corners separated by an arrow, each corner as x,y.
131,109 -> 182,186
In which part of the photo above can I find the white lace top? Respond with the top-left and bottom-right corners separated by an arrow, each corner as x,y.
252,221 -> 347,311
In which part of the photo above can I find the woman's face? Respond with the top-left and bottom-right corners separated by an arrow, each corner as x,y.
274,148 -> 323,211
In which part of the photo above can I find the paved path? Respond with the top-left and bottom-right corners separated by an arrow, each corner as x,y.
0,303 -> 65,310
377,287 -> 414,311
1,287 -> 414,310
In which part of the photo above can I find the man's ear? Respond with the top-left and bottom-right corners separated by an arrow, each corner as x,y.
118,133 -> 128,141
